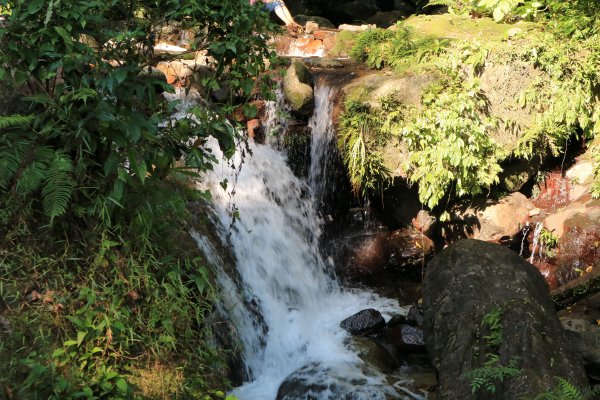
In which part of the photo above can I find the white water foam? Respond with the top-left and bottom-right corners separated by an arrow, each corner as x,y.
196,137 -> 406,399
308,84 -> 337,206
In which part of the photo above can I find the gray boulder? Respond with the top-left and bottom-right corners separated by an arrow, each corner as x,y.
423,239 -> 589,399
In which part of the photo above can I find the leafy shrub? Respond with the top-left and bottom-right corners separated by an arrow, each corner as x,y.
0,0 -> 277,398
337,101 -> 392,197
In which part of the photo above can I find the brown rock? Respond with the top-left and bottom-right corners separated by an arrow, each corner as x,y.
448,192 -> 534,242
313,30 -> 337,41
411,210 -> 435,236
247,119 -> 264,143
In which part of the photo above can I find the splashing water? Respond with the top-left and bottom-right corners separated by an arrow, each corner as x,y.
308,84 -> 337,206
195,135 -> 410,399
529,222 -> 544,264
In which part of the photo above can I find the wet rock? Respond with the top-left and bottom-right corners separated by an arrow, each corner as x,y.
544,194 -> 600,238
535,260 -> 559,290
386,227 -> 434,267
406,303 -> 424,327
352,336 -> 402,372
340,308 -> 386,336
562,318 -> 600,368
276,362 -> 394,400
447,192 -> 534,242
283,59 -> 314,115
384,323 -> 425,353
555,210 -> 600,284
247,119 -> 264,143
423,239 -> 589,399
367,10 -> 412,28
346,227 -> 433,276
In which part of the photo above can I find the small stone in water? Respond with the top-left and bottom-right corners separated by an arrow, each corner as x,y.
340,309 -> 386,336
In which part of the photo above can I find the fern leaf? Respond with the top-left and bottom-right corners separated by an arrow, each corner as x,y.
41,152 -> 74,222
0,141 -> 29,189
0,114 -> 34,129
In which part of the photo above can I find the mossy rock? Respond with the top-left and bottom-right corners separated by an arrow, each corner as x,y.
328,30 -> 358,58
283,59 -> 314,115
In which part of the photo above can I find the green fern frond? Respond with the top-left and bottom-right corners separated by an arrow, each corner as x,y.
425,0 -> 459,8
0,114 -> 34,129
71,88 -> 98,104
41,152 -> 74,222
0,141 -> 29,189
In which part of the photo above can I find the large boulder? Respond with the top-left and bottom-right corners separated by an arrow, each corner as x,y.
423,239 -> 588,399
283,59 -> 314,115
344,227 -> 434,277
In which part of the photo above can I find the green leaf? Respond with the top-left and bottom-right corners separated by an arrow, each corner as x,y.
54,26 -> 72,46
115,378 -> 128,393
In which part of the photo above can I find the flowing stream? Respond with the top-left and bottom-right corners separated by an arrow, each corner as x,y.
195,84 -> 413,399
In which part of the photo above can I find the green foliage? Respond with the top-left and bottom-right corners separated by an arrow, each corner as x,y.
337,101 -> 392,197
0,213 -> 232,399
463,354 -> 521,394
0,0 -> 277,397
462,308 -> 521,394
513,31 -> 600,159
0,0 -> 277,228
530,377 -> 600,400
382,76 -> 502,209
424,0 -> 598,28
538,228 -> 559,257
481,307 -> 503,347
350,25 -> 449,72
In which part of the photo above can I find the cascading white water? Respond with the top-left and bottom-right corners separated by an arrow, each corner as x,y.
529,222 -> 544,264
196,137 -> 407,399
308,84 -> 337,205
263,84 -> 289,148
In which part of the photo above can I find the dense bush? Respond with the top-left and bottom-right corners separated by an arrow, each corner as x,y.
0,0 -> 277,398
341,3 -> 599,209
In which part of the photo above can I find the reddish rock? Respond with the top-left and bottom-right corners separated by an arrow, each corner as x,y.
532,171 -> 572,210
294,38 -> 324,56
313,30 -> 336,41
555,211 -> 600,285
247,119 -> 264,143
534,260 -> 559,290
544,194 -> 600,238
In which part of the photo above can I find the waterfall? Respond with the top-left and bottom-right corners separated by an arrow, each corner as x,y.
196,136 -> 406,399
308,84 -> 337,206
190,80 -> 427,399
529,222 -> 544,264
